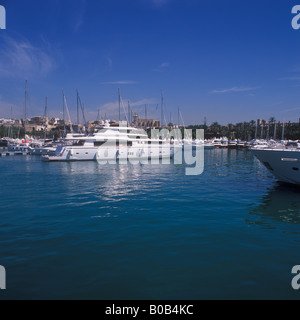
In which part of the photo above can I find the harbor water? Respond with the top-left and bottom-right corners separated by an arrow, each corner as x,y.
0,148 -> 300,299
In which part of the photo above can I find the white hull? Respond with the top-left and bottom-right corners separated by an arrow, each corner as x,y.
251,148 -> 300,185
8,145 -> 31,153
30,147 -> 56,156
42,145 -> 175,162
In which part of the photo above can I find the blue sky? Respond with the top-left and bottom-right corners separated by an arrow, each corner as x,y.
1,0 -> 300,125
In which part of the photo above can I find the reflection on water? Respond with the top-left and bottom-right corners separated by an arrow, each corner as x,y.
2,148 -> 300,299
247,183 -> 300,231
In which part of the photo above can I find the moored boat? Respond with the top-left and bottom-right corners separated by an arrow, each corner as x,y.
251,146 -> 300,185
42,121 -> 176,162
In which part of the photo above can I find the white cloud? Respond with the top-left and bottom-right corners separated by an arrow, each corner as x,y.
210,86 -> 259,94
72,0 -> 86,32
153,62 -> 170,72
0,35 -> 56,79
106,56 -> 113,68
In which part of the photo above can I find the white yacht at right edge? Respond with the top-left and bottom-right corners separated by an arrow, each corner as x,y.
250,141 -> 300,185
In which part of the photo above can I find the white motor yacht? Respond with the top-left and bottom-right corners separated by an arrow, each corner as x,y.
212,138 -> 222,148
251,144 -> 300,185
228,139 -> 237,148
42,121 -> 176,162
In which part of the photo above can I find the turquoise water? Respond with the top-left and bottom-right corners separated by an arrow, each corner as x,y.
0,148 -> 300,300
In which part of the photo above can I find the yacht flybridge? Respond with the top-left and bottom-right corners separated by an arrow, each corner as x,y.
42,120 -> 175,162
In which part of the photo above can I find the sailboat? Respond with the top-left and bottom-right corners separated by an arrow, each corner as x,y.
30,97 -> 56,156
8,80 -> 32,153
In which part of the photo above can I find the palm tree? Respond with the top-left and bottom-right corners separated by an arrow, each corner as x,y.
210,122 -> 221,136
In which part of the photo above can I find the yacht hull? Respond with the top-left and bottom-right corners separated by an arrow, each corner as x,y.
42,145 -> 175,162
251,148 -> 300,185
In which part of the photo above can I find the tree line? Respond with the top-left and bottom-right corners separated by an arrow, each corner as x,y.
185,118 -> 300,140
1,117 -> 300,141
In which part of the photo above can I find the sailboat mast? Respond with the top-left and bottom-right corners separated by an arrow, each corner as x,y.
97,109 -> 100,122
44,96 -> 48,143
24,80 -> 27,138
118,88 -> 121,122
62,89 -> 66,137
77,88 -> 79,127
161,90 -> 164,128
10,106 -> 13,138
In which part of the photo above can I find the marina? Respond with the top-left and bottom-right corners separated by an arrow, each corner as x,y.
1,147 -> 300,299
1,0 -> 300,303
0,151 -> 30,156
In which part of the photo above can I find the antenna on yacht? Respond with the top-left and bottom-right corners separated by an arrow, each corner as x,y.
128,101 -> 131,125
119,94 -> 129,124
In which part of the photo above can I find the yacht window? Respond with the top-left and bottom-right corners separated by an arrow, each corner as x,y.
74,140 -> 85,146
